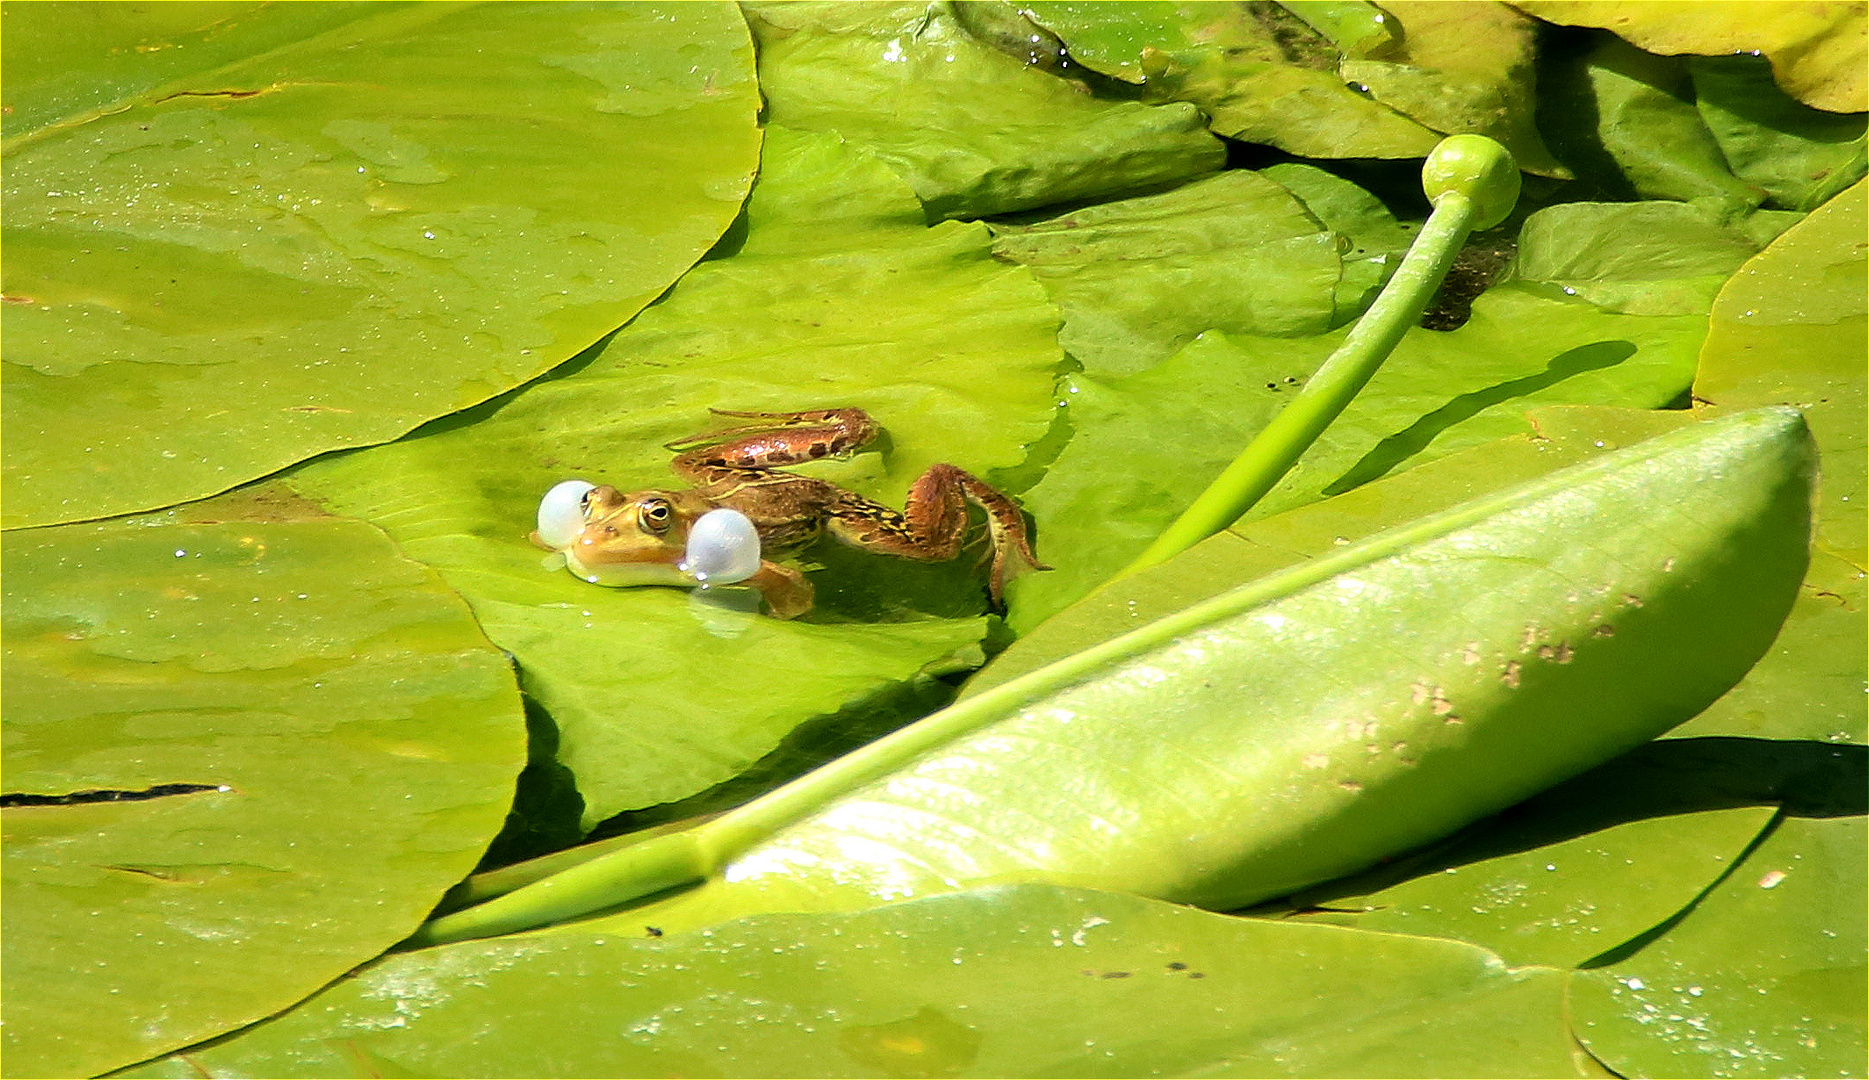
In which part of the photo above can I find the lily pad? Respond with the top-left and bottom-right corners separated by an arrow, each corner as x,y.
286,127 -> 1061,829
1,1 -> 761,528
1336,1 -> 1568,177
1285,790 -> 1777,970
1689,55 -> 1868,214
1571,815 -> 1868,1079
1018,0 -> 1565,173
1,486 -> 527,1079
1022,0 -> 1441,159
1513,0 -> 1868,112
1680,182 -> 1866,744
1005,279 -> 1716,631
989,170 -> 1342,377
1695,180 -> 1866,564
1535,33 -> 1765,210
123,885 -> 1588,1079
741,1 -> 1224,220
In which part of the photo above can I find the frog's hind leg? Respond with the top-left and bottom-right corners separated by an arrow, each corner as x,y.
666,408 -> 880,474
827,464 -> 1048,609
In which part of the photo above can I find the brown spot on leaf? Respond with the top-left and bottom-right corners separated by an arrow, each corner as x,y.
1501,661 -> 1522,688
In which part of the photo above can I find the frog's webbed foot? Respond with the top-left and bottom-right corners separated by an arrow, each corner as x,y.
827,464 -> 1048,610
745,560 -> 815,620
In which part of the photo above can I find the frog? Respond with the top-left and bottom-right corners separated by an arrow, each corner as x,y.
532,408 -> 1048,619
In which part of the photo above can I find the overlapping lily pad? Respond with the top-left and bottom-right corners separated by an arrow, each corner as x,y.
1513,0 -> 1868,112
1004,282 -> 1719,631
286,127 -> 1062,828
123,885 -> 1588,1079
1,487 -> 527,1079
1689,56 -> 1868,213
1,2 -> 761,528
989,170 -> 1343,376
741,1 -> 1224,220
1016,0 -> 1565,173
1572,815 -> 1867,1078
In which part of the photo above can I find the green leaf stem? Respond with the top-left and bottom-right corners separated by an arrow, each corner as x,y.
1119,134 -> 1520,575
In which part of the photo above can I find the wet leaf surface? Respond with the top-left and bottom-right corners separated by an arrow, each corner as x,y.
1571,815 -> 1867,1078
1,2 -> 761,528
741,1 -> 1224,220
1514,0 -> 1868,112
2,487 -> 526,1078
121,885 -> 1589,1079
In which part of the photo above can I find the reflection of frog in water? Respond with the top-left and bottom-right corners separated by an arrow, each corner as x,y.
532,409 -> 1047,618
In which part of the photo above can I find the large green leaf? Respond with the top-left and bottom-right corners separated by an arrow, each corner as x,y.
1283,775 -> 1778,970
1017,0 -> 1565,173
431,407 -> 1813,942
1679,183 -> 1865,743
989,170 -> 1343,377
1535,33 -> 1766,210
0,2 -> 761,528
1,486 -> 527,1079
286,127 -> 1061,829
123,885 -> 1589,1079
1695,180 -> 1865,565
1513,0 -> 1867,112
1571,815 -> 1867,1078
1689,56 -> 1867,214
740,1 -> 1224,220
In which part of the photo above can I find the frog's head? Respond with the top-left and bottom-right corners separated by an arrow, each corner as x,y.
533,482 -> 705,586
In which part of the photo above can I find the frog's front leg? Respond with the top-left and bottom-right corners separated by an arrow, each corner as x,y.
744,560 -> 814,620
828,464 -> 1048,608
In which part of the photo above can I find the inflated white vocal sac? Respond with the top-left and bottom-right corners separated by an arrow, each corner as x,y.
679,508 -> 762,585
535,479 -> 596,551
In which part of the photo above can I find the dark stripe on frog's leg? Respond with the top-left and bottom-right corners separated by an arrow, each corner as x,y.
826,464 -> 1048,608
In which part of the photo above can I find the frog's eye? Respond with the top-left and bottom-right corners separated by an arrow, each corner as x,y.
638,498 -> 674,533
536,480 -> 596,551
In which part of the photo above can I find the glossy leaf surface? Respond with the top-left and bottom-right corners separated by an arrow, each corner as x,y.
989,170 -> 1343,377
1,2 -> 760,528
1,488 -> 526,1079
1019,0 -> 1564,173
1513,0 -> 1867,112
286,127 -> 1060,827
741,1 -> 1224,220
1572,815 -> 1867,1078
123,885 -> 1589,1079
